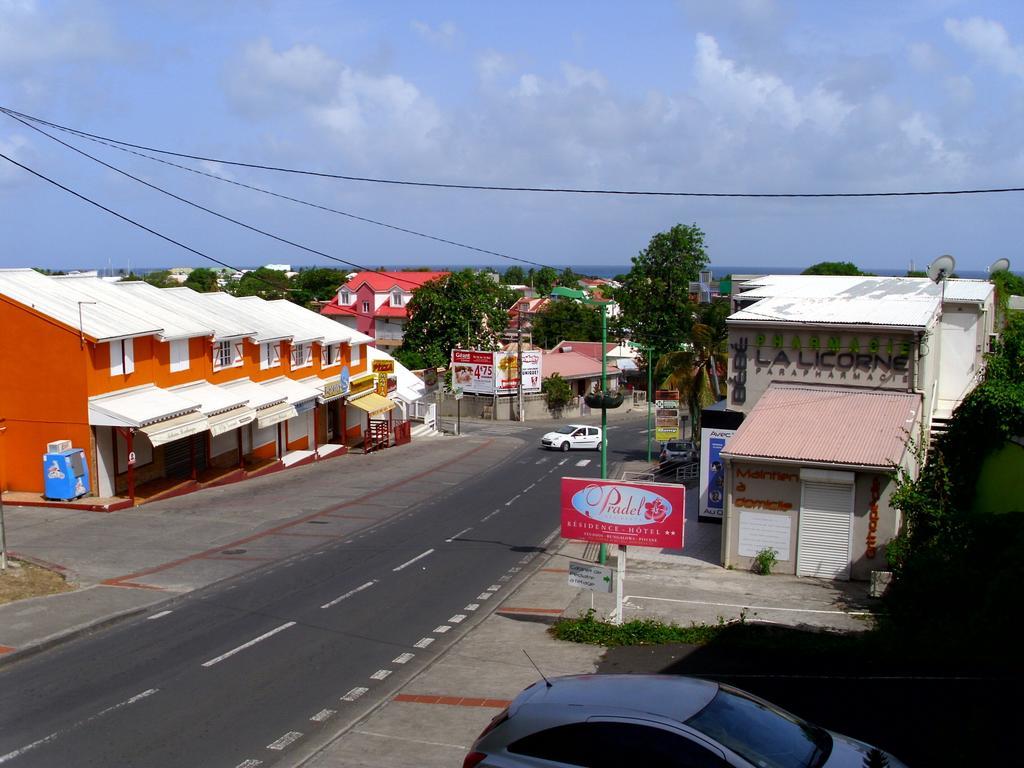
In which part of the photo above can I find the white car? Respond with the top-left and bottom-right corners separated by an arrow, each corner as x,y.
540,424 -> 603,451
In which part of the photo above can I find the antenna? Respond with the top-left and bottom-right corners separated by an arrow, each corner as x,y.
926,254 -> 956,284
522,649 -> 552,688
989,258 -> 1010,274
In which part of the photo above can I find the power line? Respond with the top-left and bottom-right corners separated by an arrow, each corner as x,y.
4,105 -> 1024,199
0,108 -> 550,273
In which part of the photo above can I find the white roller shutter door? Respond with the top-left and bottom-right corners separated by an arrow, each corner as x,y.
797,481 -> 853,580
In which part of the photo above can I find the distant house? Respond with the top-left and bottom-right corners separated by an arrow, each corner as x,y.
320,270 -> 449,350
506,296 -> 551,341
542,349 -> 621,396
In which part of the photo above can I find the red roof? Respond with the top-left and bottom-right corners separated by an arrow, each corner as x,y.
320,297 -> 357,316
344,271 -> 449,292
549,341 -> 617,360
722,384 -> 921,468
543,350 -> 620,380
375,303 -> 407,318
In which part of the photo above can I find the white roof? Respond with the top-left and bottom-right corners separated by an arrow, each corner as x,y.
88,384 -> 201,426
730,296 -> 939,327
735,274 -> 993,304
0,268 -> 161,342
261,375 -> 320,405
169,380 -> 249,415
117,282 -> 253,340
53,276 -> 210,341
219,377 -> 288,409
943,279 -> 995,303
264,298 -> 373,345
192,292 -> 296,343
236,296 -> 321,345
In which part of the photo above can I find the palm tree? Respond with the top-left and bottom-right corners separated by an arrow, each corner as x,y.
654,322 -> 728,439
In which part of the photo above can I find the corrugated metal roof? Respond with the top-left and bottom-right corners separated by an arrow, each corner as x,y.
263,298 -> 373,345
234,296 -> 321,344
721,384 -> 921,468
220,377 -> 287,409
943,279 -> 994,302
116,282 -> 254,340
191,291 -> 295,343
261,375 -> 320,404
54,276 -> 210,341
0,268 -> 162,341
169,380 -> 249,414
541,350 -> 620,380
88,384 -> 202,426
729,296 -> 938,327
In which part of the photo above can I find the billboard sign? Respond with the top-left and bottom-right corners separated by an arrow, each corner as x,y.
452,349 -> 542,395
698,428 -> 735,520
560,477 -> 684,549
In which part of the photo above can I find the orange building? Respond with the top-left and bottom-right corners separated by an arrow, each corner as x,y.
0,269 -> 391,505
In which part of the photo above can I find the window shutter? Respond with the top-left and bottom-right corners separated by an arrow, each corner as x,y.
123,338 -> 135,375
110,340 -> 123,376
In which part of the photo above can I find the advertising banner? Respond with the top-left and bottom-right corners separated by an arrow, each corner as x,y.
560,477 -> 684,549
698,427 -> 735,521
453,349 -> 542,395
451,349 -> 494,394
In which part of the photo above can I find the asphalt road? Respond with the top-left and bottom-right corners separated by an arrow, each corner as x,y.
0,417 -> 649,768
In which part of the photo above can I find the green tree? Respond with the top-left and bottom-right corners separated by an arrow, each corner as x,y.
138,270 -> 176,288
990,269 -> 1024,316
502,266 -> 526,285
290,267 -> 346,307
557,267 -> 582,289
398,270 -> 517,369
528,266 -> 560,295
654,319 -> 728,437
801,261 -> 866,276
616,223 -> 709,357
542,373 -> 574,412
230,267 -> 291,299
183,267 -> 220,293
531,299 -> 603,348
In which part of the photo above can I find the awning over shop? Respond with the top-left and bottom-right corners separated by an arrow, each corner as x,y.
347,392 -> 397,417
88,384 -> 208,438
170,381 -> 256,437
220,377 -> 297,428
260,376 -> 320,407
254,400 -> 298,428
301,375 -> 345,404
139,412 -> 210,446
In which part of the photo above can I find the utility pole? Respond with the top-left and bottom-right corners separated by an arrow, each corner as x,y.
516,307 -> 524,422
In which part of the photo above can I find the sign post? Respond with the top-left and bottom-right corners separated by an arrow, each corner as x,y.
560,477 -> 684,625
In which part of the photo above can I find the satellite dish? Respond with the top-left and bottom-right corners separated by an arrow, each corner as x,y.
989,258 -> 1010,274
927,254 -> 956,284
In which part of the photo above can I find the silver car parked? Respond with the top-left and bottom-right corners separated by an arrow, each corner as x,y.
464,674 -> 907,768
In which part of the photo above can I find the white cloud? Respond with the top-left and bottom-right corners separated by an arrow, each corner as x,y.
945,17 -> 1024,80
908,41 -> 942,73
477,50 -> 512,82
0,132 -> 30,187
944,75 -> 974,108
412,20 -> 457,49
0,0 -> 119,72
225,38 -> 341,116
899,112 -> 967,175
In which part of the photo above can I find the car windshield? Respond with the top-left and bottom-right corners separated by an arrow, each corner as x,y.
667,443 -> 690,451
685,686 -> 832,768
555,426 -> 576,434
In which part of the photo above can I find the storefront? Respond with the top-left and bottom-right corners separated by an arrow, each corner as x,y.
220,378 -> 297,462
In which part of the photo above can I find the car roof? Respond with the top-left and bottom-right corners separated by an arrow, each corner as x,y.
514,675 -> 719,722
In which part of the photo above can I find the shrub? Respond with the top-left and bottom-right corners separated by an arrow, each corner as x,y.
752,547 -> 778,575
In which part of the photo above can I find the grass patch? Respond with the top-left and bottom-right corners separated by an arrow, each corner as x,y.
0,559 -> 73,606
550,609 -> 729,647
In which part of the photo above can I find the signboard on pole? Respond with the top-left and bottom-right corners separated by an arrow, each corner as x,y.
451,349 -> 494,394
568,562 -> 613,593
495,350 -> 542,393
560,477 -> 684,549
452,349 -> 542,395
698,427 -> 735,521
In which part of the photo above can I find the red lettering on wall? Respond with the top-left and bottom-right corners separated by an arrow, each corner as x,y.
865,477 -> 882,558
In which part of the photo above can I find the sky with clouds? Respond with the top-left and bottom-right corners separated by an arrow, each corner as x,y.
1,0 -> 1022,275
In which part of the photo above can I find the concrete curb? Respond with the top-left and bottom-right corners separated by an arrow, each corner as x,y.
0,605 -> 150,669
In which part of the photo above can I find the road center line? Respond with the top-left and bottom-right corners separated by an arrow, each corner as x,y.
147,610 -> 172,620
445,527 -> 472,543
480,509 -> 500,522
201,622 -> 296,668
523,483 -> 536,492
0,688 -> 159,765
393,548 -> 435,572
321,580 -> 377,609
505,494 -> 521,506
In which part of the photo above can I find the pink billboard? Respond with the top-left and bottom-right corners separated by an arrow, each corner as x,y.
560,478 -> 684,549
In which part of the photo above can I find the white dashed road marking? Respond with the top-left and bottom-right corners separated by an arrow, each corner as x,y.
393,548 -> 435,572
481,509 -> 500,521
414,637 -> 435,649
393,652 -> 415,664
341,687 -> 369,702
235,760 -> 262,768
201,623 -> 296,668
322,580 -> 377,609
310,709 -> 336,723
559,458 -> 568,466
575,459 -> 591,467
487,584 -> 501,591
505,495 -> 521,506
267,732 -> 302,751
448,614 -> 466,624
445,527 -> 472,543
476,592 -> 492,600
433,625 -> 451,634
370,669 -> 392,680
524,483 -> 536,492
464,603 -> 479,611
148,610 -> 172,620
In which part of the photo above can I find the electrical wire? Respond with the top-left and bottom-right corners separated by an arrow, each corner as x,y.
0,109 -> 550,274
3,105 -> 1024,198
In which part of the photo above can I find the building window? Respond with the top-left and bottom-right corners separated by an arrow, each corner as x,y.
351,343 -> 361,366
260,341 -> 280,370
214,340 -> 233,370
110,338 -> 135,376
291,342 -> 312,369
169,339 -> 189,372
339,289 -> 353,305
321,343 -> 340,367
362,300 -> 370,314
391,290 -> 404,307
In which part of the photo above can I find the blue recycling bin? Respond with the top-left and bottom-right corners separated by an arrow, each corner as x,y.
43,448 -> 91,501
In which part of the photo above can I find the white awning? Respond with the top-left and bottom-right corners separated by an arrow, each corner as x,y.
300,375 -> 345,404
139,412 -> 210,447
254,400 -> 297,429
170,380 -> 256,436
261,376 -> 320,406
89,385 -> 205,428
220,377 -> 287,410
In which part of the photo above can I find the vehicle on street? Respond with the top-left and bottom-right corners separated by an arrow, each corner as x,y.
540,425 -> 603,452
463,674 -> 908,768
660,439 -> 698,464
